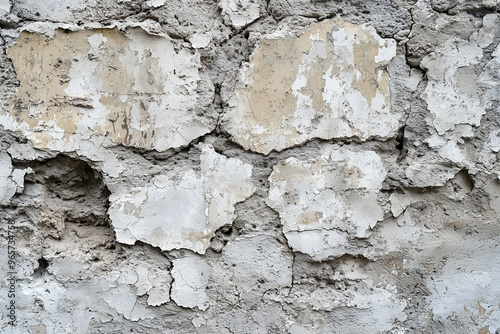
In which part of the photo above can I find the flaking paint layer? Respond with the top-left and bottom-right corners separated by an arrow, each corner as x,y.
222,19 -> 398,155
266,145 -> 387,260
3,27 -> 215,152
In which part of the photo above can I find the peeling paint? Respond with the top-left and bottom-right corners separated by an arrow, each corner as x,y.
171,254 -> 210,310
108,144 -> 256,253
267,146 -> 387,260
219,0 -> 260,29
222,19 -> 398,154
2,26 -> 215,152
2,2 -> 500,333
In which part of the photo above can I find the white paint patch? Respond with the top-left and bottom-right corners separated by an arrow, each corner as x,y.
3,25 -> 216,153
267,146 -> 387,260
427,236 -> 500,333
108,144 -> 256,253
421,38 -> 484,134
171,254 -> 210,310
219,0 -> 260,29
222,20 -> 398,154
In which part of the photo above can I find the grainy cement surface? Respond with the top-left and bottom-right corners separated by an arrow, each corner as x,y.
1,0 -> 500,333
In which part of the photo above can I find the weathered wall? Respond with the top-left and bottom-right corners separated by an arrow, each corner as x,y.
1,0 -> 500,333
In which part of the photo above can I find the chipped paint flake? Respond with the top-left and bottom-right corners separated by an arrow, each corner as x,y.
0,152 -> 30,204
222,20 -> 398,154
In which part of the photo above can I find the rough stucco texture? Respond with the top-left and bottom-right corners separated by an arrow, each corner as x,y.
1,0 -> 500,333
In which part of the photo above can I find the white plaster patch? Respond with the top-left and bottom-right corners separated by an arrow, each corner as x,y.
0,152 -> 16,205
13,0 -> 91,21
286,259 -> 407,331
266,146 -> 387,260
471,14 -> 500,48
415,34 -> 493,176
425,124 -> 474,164
219,0 -> 260,29
222,20 -> 398,154
98,259 -> 172,307
406,161 -> 461,187
208,234 -> 293,309
3,25 -> 216,153
0,152 -> 30,204
0,0 -> 10,19
100,283 -> 154,321
421,38 -> 484,134
427,236 -> 500,332
108,144 -> 256,254
323,282 -> 407,332
171,254 -> 210,310
189,32 -> 212,48
145,0 -> 166,8
0,261 -> 154,333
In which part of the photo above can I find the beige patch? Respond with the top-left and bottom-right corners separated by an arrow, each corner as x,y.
4,27 -> 212,151
297,211 -> 324,225
224,19 -> 397,154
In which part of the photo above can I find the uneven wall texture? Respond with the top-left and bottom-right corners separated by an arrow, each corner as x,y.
1,0 -> 500,333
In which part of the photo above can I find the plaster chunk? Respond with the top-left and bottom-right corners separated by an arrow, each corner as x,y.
209,234 -> 293,308
389,192 -> 413,217
103,260 -> 172,307
2,26 -> 215,152
488,130 -> 500,153
108,144 -> 256,253
471,14 -> 500,48
13,0 -> 88,21
189,32 -> 212,48
324,283 -> 407,332
0,152 -> 16,204
421,38 -> 484,135
145,0 -> 166,8
0,152 -> 29,204
286,260 -> 407,331
171,254 -> 210,310
0,0 -> 10,20
101,284 -> 154,321
219,0 -> 260,29
406,161 -> 461,187
425,124 -> 474,164
222,20 -> 398,154
266,146 -> 387,260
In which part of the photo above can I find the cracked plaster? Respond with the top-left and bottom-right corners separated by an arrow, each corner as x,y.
1,1 -> 500,333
